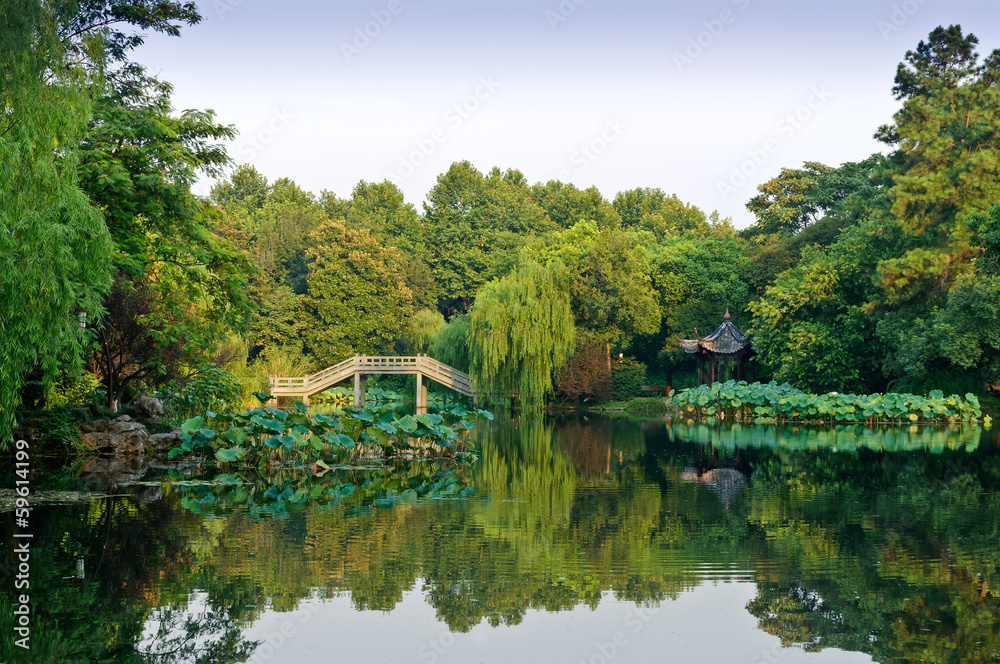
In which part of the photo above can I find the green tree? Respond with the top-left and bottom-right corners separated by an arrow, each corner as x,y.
79,70 -> 251,408
744,155 -> 887,238
429,314 -> 472,373
535,221 -> 661,353
207,163 -> 269,211
344,179 -> 436,309
468,261 -> 575,405
211,169 -> 325,294
612,188 -> 708,238
1,0 -> 114,437
529,180 -> 620,229
404,309 -> 446,355
302,220 -> 413,366
649,231 -> 752,377
423,162 -> 554,313
868,26 -> 1000,390
876,25 -> 1000,241
749,216 -> 910,393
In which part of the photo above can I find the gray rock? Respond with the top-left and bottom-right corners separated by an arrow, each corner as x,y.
136,396 -> 165,421
81,415 -> 149,456
147,429 -> 183,452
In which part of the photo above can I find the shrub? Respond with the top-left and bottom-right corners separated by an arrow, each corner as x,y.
161,363 -> 243,422
49,372 -> 101,407
611,358 -> 647,401
555,341 -> 611,402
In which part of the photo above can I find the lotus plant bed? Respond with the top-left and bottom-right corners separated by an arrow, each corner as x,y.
167,399 -> 494,469
666,381 -> 985,425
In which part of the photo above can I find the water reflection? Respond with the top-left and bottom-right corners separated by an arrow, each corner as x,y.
1,419 -> 998,663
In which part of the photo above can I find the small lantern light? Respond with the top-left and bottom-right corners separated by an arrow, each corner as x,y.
78,311 -> 87,329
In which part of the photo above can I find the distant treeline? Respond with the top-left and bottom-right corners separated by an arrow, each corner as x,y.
4,4 -> 999,430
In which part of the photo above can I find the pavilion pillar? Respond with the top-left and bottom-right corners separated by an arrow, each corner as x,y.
354,373 -> 366,409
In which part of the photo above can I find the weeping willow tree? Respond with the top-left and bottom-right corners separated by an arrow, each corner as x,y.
429,313 -> 471,372
0,1 -> 112,441
468,260 -> 575,405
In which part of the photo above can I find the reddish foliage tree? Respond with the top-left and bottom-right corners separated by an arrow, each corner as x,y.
555,341 -> 612,403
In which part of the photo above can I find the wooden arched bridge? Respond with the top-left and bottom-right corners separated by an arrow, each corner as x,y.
268,355 -> 475,411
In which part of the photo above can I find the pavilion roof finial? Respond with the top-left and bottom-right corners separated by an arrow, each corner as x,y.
723,307 -> 731,322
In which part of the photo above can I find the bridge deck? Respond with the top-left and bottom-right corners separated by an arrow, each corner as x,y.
268,355 -> 475,408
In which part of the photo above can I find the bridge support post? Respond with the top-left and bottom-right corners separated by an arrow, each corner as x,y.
301,394 -> 309,409
354,373 -> 366,409
416,373 -> 428,415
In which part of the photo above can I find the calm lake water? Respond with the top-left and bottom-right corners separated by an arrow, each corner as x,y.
2,416 -> 999,663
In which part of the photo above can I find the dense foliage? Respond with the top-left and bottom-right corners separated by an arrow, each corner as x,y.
8,19 -> 1000,425
610,358 -> 647,401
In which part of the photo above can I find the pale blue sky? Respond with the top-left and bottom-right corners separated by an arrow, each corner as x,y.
135,0 -> 1000,227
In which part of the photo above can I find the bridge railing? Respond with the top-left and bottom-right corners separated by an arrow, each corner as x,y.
357,356 -> 421,372
304,356 -> 358,389
269,355 -> 476,398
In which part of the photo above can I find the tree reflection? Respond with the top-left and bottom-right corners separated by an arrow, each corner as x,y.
2,420 -> 998,662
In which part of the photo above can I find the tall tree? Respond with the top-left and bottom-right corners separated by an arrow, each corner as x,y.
1,0 -> 114,436
744,155 -> 887,238
423,162 -> 554,313
876,25 -> 1000,240
749,216 -> 911,393
612,188 -> 708,238
869,26 -> 1000,389
468,261 -> 575,405
535,221 -> 661,353
302,220 -> 413,366
344,180 -> 436,309
80,70 -> 251,407
529,181 -> 620,229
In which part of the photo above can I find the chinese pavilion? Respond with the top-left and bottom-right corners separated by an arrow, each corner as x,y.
677,308 -> 754,386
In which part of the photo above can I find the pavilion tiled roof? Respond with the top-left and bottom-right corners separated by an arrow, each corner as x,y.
677,309 -> 753,357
